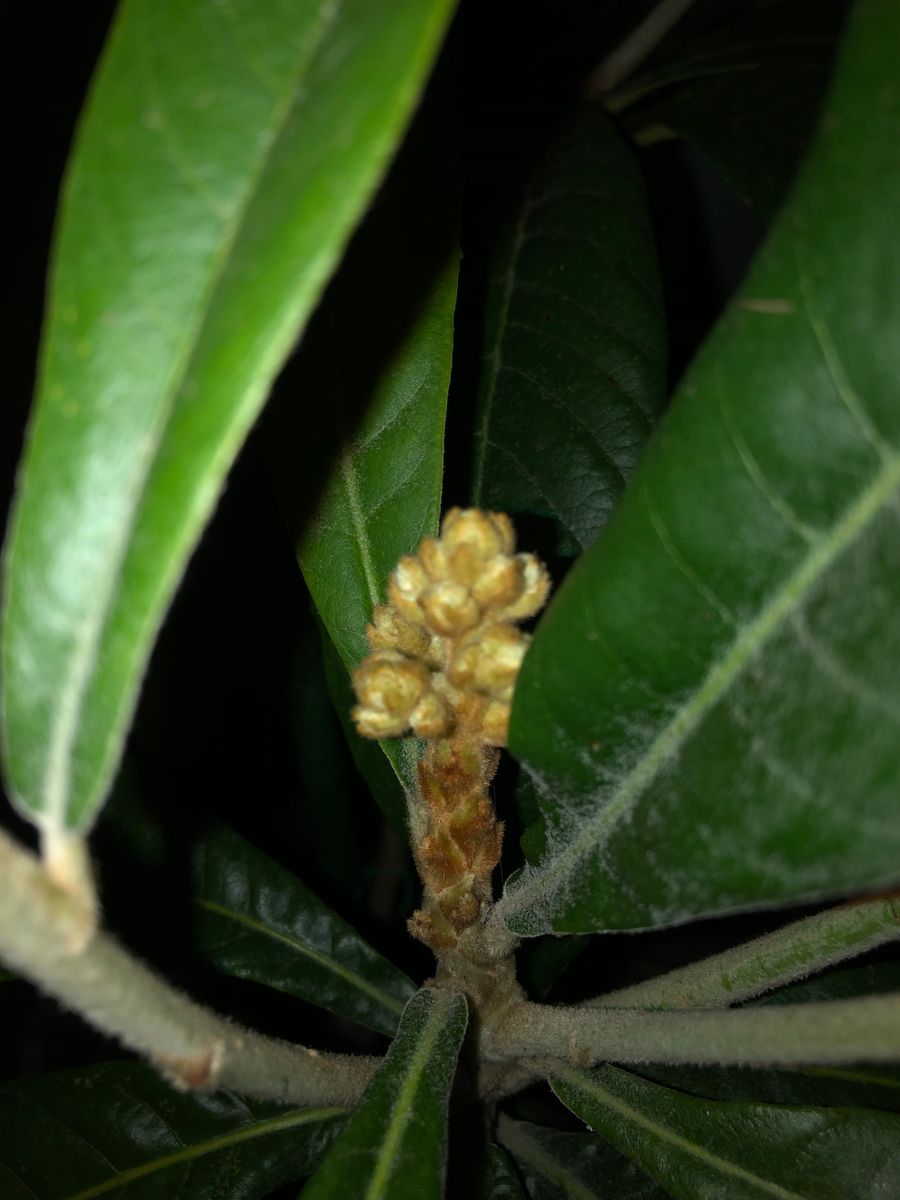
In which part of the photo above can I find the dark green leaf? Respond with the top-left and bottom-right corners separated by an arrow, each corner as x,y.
497,1115 -> 666,1199
551,1064 -> 900,1200
484,1144 -> 527,1199
303,987 -> 467,1199
280,114 -> 458,837
501,0 -> 900,935
600,897 -> 900,1010
619,0 -> 851,215
470,103 -> 666,555
0,0 -> 454,834
192,823 -> 415,1037
0,1061 -> 343,1199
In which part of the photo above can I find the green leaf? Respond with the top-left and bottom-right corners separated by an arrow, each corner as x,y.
303,986 -> 467,1199
278,114 -> 458,835
551,1064 -> 900,1200
0,0 -> 454,835
484,1144 -> 528,1199
496,1115 -> 666,1199
500,0 -> 900,935
599,896 -> 900,1010
470,103 -> 666,555
619,0 -> 851,215
0,1061 -> 344,1199
191,823 -> 415,1037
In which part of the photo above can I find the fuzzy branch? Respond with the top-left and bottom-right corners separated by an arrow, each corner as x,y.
590,893 -> 900,1011
491,994 -> 900,1069
0,827 -> 378,1106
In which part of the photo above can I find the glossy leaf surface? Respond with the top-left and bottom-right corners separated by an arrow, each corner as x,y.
470,103 -> 666,554
502,0 -> 900,935
192,823 -> 415,1037
0,0 -> 454,834
497,1116 -> 666,1199
303,987 -> 467,1199
551,1064 -> 900,1200
0,1061 -> 343,1199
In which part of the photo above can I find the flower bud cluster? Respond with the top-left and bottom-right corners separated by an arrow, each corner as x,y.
351,508 -> 550,747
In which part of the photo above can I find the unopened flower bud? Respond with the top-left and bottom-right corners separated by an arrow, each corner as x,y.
441,508 -> 515,559
421,582 -> 481,637
418,537 -> 449,581
448,623 -> 528,701
500,554 -> 551,621
482,700 -> 511,746
388,556 -> 430,625
367,604 -> 431,657
409,691 -> 452,739
472,554 -> 524,609
352,650 -> 431,738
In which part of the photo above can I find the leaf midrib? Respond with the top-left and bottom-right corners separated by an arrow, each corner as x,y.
194,897 -> 406,1020
496,1116 -> 598,1200
61,1105 -> 343,1200
364,992 -> 456,1199
501,447 -> 900,928
42,1 -> 341,829
552,1068 -> 807,1200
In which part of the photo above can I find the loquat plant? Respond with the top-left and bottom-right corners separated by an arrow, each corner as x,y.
1,1 -> 899,1197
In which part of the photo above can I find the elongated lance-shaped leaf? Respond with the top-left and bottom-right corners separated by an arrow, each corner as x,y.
597,895 -> 900,1010
0,1061 -> 344,1200
551,1064 -> 900,1200
470,102 -> 666,554
499,0 -> 900,936
496,1115 -> 666,1199
303,986 -> 467,1199
0,0 -> 455,837
191,823 -> 415,1037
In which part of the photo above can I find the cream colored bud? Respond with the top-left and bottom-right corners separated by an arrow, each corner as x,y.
352,650 -> 431,738
418,537 -> 449,581
441,508 -> 515,559
449,623 -> 528,701
409,690 -> 452,739
367,605 -> 431,657
482,700 -> 511,746
421,582 -> 481,637
445,641 -> 478,689
388,556 -> 430,625
472,554 -> 524,609
500,554 -> 550,621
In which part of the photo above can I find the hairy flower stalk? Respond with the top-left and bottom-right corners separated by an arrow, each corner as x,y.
352,509 -> 550,979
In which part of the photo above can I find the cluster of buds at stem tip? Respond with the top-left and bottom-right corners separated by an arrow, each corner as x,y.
351,508 -> 550,748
